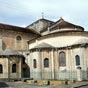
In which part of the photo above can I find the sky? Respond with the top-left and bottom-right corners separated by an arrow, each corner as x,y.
0,0 -> 88,30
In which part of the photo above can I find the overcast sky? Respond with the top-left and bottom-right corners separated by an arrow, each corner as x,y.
0,0 -> 88,30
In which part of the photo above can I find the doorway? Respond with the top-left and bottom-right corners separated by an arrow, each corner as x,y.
22,56 -> 30,78
22,67 -> 30,78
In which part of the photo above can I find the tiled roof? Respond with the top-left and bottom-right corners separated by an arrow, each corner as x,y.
50,18 -> 84,31
0,23 -> 40,35
31,42 -> 54,49
71,38 -> 88,45
40,18 -> 84,33
0,48 -> 21,56
26,18 -> 54,28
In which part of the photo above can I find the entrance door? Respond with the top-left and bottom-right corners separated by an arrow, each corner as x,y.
22,56 -> 30,78
22,67 -> 30,78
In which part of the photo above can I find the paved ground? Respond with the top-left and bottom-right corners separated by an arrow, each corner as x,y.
0,82 -> 59,88
0,81 -> 88,88
78,85 -> 88,88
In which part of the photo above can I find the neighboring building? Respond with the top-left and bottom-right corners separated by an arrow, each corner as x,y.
0,17 -> 88,81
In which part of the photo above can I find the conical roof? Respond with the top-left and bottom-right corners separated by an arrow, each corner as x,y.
71,38 -> 88,45
32,42 -> 54,49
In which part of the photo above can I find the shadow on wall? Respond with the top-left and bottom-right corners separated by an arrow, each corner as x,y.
0,82 -> 9,87
2,41 -> 6,50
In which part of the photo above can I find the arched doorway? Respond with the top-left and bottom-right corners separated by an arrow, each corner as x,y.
22,56 -> 30,78
23,66 -> 30,78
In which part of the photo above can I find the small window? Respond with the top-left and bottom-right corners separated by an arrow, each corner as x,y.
0,64 -> 3,73
75,55 -> 80,65
16,36 -> 22,41
44,58 -> 49,68
59,52 -> 66,67
33,59 -> 37,68
12,64 -> 16,73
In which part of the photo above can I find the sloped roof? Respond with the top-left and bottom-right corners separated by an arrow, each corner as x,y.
0,23 -> 40,35
40,18 -> 84,33
50,18 -> 84,31
31,42 -> 54,49
26,18 -> 54,28
0,48 -> 21,56
71,38 -> 88,45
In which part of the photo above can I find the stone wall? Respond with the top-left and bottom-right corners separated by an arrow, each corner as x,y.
8,56 -> 22,78
0,29 -> 38,51
27,20 -> 53,33
28,31 -> 88,80
0,58 -> 8,78
29,32 -> 88,49
0,56 -> 22,79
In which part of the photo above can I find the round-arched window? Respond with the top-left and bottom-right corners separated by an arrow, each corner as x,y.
75,55 -> 80,66
16,36 -> 22,41
12,64 -> 16,73
33,59 -> 37,68
44,58 -> 49,68
59,52 -> 66,67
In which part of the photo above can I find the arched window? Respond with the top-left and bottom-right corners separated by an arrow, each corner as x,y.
59,52 -> 66,66
12,64 -> 16,73
33,59 -> 37,68
75,55 -> 80,65
0,64 -> 3,73
16,36 -> 22,41
44,58 -> 49,67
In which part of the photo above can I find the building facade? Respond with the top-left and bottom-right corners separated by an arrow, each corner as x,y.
0,18 -> 88,81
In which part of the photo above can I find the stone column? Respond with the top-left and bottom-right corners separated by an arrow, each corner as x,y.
39,49 -> 42,79
70,48 -> 74,80
29,51 -> 32,78
67,47 -> 72,80
19,57 -> 22,78
41,49 -> 43,79
37,49 -> 42,79
5,57 -> 9,78
80,44 -> 87,80
51,49 -> 54,79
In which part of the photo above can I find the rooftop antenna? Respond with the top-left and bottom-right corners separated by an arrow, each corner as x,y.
42,12 -> 44,19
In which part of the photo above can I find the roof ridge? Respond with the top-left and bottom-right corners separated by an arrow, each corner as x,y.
0,23 -> 40,35
26,18 -> 55,28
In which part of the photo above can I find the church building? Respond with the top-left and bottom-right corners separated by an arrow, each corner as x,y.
0,18 -> 88,81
